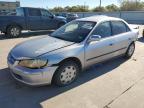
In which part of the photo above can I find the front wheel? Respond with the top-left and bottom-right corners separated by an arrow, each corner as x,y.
1,31 -> 7,35
53,61 -> 80,86
7,25 -> 21,38
125,42 -> 135,59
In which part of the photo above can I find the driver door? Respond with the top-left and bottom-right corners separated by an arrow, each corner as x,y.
41,9 -> 56,30
85,21 -> 116,67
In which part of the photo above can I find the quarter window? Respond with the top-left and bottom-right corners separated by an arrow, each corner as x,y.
91,22 -> 111,38
16,8 -> 24,16
111,21 -> 128,35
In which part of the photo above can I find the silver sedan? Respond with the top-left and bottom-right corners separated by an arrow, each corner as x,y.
7,15 -> 138,86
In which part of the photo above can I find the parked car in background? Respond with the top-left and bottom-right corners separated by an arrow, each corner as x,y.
55,13 -> 78,22
0,11 -> 9,16
67,13 -> 79,22
6,12 -> 16,16
8,16 -> 138,86
129,24 -> 139,35
55,13 -> 67,18
0,7 -> 67,37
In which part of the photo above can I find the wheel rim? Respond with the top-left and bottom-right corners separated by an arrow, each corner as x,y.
10,27 -> 20,37
128,44 -> 135,56
60,66 -> 77,84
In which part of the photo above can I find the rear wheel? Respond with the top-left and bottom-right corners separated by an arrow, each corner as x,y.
142,30 -> 144,37
53,61 -> 80,86
6,25 -> 21,38
125,42 -> 135,59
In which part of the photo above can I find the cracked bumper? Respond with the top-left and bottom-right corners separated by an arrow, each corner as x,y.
8,62 -> 58,86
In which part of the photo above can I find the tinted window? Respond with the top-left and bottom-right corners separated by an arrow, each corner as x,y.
16,8 -> 24,16
41,10 -> 52,17
111,21 -> 127,35
91,22 -> 111,38
28,9 -> 41,16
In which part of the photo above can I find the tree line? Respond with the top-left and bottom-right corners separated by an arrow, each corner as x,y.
49,0 -> 144,12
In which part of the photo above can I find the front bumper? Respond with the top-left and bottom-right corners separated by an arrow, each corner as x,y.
8,62 -> 58,86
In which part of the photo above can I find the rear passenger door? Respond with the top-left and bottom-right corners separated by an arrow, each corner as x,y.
27,8 -> 42,30
110,21 -> 132,56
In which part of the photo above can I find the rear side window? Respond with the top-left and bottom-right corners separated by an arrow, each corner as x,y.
28,8 -> 41,16
91,21 -> 111,38
16,8 -> 24,16
111,21 -> 129,35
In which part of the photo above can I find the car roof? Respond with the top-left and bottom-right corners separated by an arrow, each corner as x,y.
77,15 -> 122,22
20,7 -> 44,10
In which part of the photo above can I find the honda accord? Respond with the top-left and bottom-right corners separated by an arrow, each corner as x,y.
7,15 -> 138,86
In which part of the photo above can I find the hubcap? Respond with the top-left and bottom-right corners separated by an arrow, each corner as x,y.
60,66 -> 77,84
128,44 -> 135,56
11,27 -> 20,37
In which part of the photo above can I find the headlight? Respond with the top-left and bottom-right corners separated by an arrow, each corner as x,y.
18,59 -> 48,69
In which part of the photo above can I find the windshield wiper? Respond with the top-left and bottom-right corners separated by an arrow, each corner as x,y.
49,34 -> 75,42
53,36 -> 66,40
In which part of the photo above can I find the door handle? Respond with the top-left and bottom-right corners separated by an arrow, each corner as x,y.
109,43 -> 114,46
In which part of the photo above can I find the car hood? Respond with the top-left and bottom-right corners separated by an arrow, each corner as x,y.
11,36 -> 74,59
55,16 -> 66,20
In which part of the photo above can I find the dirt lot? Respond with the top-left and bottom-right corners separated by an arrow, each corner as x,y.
0,28 -> 144,108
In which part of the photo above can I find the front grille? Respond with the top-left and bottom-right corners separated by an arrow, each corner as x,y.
8,54 -> 16,65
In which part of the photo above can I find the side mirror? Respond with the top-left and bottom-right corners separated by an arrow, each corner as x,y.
88,35 -> 101,43
49,15 -> 54,19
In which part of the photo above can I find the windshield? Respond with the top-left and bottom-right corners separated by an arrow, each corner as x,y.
50,21 -> 96,43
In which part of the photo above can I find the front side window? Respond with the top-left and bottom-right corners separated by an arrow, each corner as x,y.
91,21 -> 111,38
41,10 -> 53,17
50,21 -> 96,43
111,21 -> 128,35
28,8 -> 41,16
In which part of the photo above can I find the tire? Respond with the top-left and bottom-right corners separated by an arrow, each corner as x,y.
1,31 -> 7,35
125,42 -> 135,59
53,61 -> 80,86
6,25 -> 21,38
143,29 -> 144,38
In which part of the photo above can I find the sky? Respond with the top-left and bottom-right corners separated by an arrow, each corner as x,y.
0,0 -> 124,9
